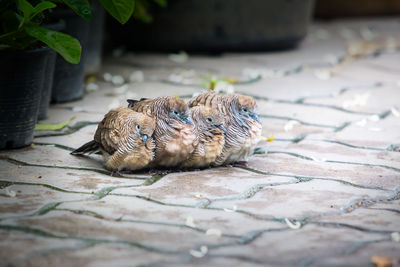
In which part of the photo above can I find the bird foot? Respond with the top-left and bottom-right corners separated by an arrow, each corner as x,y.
149,169 -> 171,175
110,170 -> 124,177
110,170 -> 137,177
234,161 -> 248,167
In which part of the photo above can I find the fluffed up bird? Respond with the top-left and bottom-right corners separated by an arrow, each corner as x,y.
189,91 -> 262,165
181,105 -> 225,169
71,107 -> 155,171
127,96 -> 196,168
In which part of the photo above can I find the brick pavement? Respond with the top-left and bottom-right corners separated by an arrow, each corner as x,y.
1,18 -> 399,266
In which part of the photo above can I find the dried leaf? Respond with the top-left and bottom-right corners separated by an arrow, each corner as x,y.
284,120 -> 300,132
189,246 -> 208,258
285,218 -> 301,229
185,216 -> 196,228
103,72 -> 112,82
129,71 -> 144,83
111,75 -> 125,85
205,228 -> 222,237
35,116 -> 76,131
223,205 -> 237,213
391,232 -> 400,242
371,255 -> 392,267
391,107 -> 400,117
85,82 -> 99,92
169,51 -> 188,63
314,69 -> 331,80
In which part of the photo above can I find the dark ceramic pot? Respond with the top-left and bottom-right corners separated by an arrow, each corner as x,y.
0,47 -> 51,149
84,1 -> 105,75
50,8 -> 90,103
37,20 -> 65,120
107,0 -> 315,52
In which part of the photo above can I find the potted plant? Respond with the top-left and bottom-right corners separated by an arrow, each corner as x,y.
49,0 -> 136,102
0,0 -> 81,149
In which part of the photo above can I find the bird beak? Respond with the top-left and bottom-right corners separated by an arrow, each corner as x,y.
141,134 -> 148,143
251,113 -> 262,124
216,123 -> 226,133
183,116 -> 193,125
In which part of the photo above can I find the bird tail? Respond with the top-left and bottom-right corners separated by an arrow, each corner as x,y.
127,98 -> 149,108
71,140 -> 99,155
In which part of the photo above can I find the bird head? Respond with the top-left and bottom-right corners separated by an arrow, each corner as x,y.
199,106 -> 226,135
166,97 -> 193,125
236,94 -> 262,125
134,113 -> 155,146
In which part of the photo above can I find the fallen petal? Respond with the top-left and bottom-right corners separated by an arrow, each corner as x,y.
205,229 -> 222,237
285,218 -> 301,229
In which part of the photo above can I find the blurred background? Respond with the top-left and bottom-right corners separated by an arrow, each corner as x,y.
103,0 -> 400,53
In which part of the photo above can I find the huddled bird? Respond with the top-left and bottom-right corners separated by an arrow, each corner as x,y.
189,91 -> 262,165
72,91 -> 262,172
71,107 -> 155,171
181,105 -> 225,169
127,96 -> 196,168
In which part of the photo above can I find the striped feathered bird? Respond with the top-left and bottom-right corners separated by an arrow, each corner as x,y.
181,105 -> 225,169
189,91 -> 262,165
127,96 -> 196,168
71,107 -> 155,171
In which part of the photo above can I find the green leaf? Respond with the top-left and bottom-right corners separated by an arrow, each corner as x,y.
62,0 -> 92,20
25,26 -> 81,64
153,0 -> 167,7
99,0 -> 135,24
35,116 -> 77,131
17,0 -> 34,22
31,1 -> 57,19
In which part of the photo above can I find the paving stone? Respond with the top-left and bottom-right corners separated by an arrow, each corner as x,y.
208,225 -> 391,266
0,184 -> 88,218
59,195 -> 284,236
208,178 -> 388,218
248,153 -> 400,190
305,84 -> 400,114
0,160 -> 145,193
314,208 -> 400,232
1,18 -> 400,266
113,168 -> 293,206
0,231 -> 84,267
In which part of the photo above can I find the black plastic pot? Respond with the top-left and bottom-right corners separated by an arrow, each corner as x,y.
50,9 -> 90,103
37,21 -> 64,120
84,1 -> 105,75
0,47 -> 51,149
37,50 -> 56,120
107,0 -> 315,52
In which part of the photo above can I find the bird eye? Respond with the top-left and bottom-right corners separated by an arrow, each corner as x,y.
242,107 -> 249,113
206,117 -> 213,123
173,110 -> 179,115
136,124 -> 141,131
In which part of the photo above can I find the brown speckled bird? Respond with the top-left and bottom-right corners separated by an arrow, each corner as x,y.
71,107 -> 155,171
127,96 -> 196,168
181,105 -> 225,169
189,91 -> 262,165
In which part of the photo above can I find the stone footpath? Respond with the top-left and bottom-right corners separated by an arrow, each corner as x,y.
1,18 -> 400,266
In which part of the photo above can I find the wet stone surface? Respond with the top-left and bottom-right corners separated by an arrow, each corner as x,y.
1,18 -> 400,266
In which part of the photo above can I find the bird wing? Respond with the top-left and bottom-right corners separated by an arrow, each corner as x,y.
188,91 -> 220,108
127,98 -> 154,117
94,110 -> 123,155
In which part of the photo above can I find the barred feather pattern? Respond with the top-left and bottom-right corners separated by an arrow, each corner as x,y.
181,106 -> 225,168
129,96 -> 196,167
189,91 -> 262,165
94,107 -> 155,171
